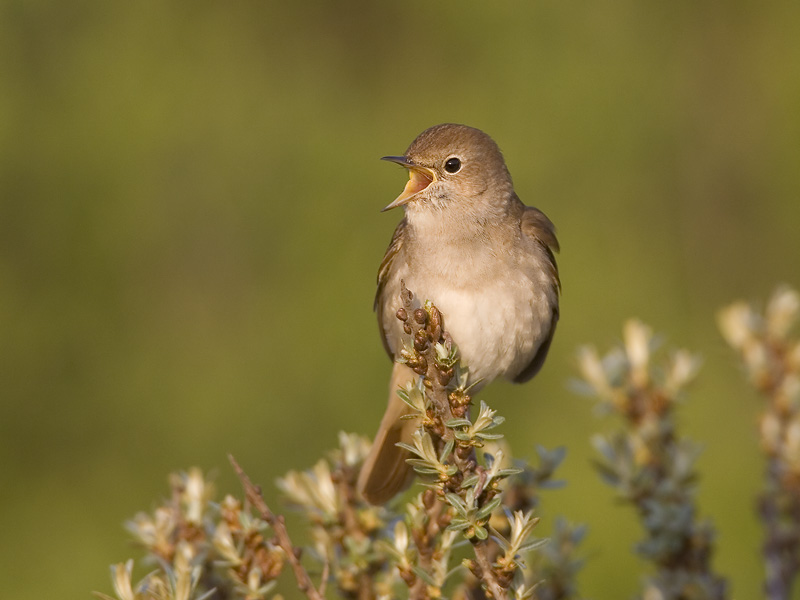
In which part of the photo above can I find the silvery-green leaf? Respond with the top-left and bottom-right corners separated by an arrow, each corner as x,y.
477,497 -> 502,520
438,439 -> 454,463
518,538 -> 549,553
460,475 -> 479,489
411,566 -> 436,586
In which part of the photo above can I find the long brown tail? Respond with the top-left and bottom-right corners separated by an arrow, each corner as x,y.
357,363 -> 419,505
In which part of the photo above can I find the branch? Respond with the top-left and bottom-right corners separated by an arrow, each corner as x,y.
718,287 -> 800,600
471,544 -> 508,600
228,454 -> 325,600
578,320 -> 727,599
398,280 -> 457,430
409,490 -> 443,600
397,283 -> 509,600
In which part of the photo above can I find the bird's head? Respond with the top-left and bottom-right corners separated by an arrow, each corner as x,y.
381,124 -> 513,213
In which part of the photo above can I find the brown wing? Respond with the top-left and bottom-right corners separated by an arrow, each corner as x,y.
520,204 -> 560,289
513,205 -> 561,383
521,204 -> 560,252
374,218 -> 407,359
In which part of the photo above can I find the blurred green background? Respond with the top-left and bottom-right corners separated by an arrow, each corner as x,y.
2,1 -> 799,598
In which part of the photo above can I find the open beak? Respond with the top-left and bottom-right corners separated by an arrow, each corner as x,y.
381,156 -> 436,211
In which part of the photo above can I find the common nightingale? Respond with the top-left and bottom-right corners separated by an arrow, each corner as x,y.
358,124 -> 560,505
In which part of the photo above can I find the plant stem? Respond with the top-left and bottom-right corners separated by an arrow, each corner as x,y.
229,454 -> 325,600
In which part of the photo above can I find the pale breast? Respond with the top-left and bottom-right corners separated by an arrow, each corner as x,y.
381,244 -> 556,388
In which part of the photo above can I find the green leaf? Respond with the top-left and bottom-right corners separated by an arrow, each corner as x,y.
447,520 -> 470,532
406,459 -> 436,469
537,444 -> 567,467
496,467 -> 523,478
411,566 -> 437,586
490,532 -> 510,551
396,442 -> 420,455
460,475 -> 479,489
438,439 -> 454,463
411,467 -> 444,476
518,538 -> 549,553
476,496 -> 502,520
592,459 -> 621,486
445,493 -> 468,514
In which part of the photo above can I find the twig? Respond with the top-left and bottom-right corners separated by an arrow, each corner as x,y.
760,449 -> 800,600
718,289 -> 800,600
398,283 -> 508,600
398,280 -> 456,430
336,472 -> 376,600
228,454 -> 325,600
409,490 -> 444,600
319,558 -> 330,599
397,282 -> 476,476
472,543 -> 508,600
579,320 -> 727,599
759,362 -> 800,600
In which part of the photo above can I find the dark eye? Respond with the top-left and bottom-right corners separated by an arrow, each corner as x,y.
444,157 -> 461,173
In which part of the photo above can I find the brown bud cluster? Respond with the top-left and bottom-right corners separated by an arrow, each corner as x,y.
396,307 -> 413,335
449,394 -> 469,418
437,367 -> 455,387
406,355 -> 428,376
429,306 -> 443,341
414,330 -> 429,352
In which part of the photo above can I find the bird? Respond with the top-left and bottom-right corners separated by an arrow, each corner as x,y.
357,124 -> 560,505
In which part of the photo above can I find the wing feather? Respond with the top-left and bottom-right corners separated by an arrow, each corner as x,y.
513,205 -> 561,382
374,218 -> 407,359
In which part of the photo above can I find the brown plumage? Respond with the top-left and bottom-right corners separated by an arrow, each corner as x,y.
358,124 -> 560,504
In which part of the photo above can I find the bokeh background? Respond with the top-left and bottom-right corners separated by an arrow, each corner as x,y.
2,1 -> 799,598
